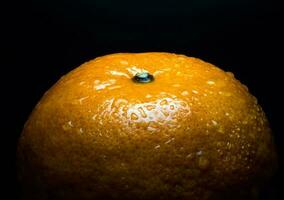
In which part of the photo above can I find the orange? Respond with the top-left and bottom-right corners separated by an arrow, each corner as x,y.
18,52 -> 277,200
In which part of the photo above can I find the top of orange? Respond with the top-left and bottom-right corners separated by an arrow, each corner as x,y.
19,52 -> 277,200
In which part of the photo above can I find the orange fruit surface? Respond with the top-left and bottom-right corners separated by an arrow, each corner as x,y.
18,53 -> 277,200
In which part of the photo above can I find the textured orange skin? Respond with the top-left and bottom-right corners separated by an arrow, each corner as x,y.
18,53 -> 276,200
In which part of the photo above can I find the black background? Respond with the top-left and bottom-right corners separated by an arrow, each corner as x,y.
3,0 -> 283,199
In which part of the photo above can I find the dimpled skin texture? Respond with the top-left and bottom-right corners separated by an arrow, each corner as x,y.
18,53 -> 277,200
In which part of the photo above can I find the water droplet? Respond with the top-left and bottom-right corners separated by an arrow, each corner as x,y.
227,142 -> 232,149
109,70 -> 130,78
217,149 -> 224,156
62,121 -> 73,131
126,66 -> 148,76
186,153 -> 193,159
160,99 -> 168,105
68,121 -> 73,127
207,80 -> 215,85
94,80 -> 116,90
114,99 -> 128,107
165,138 -> 175,144
79,128 -> 83,133
79,96 -> 89,104
181,91 -> 189,96
148,121 -> 158,131
138,107 -> 147,118
161,110 -> 170,117
130,113 -> 139,120
211,120 -> 218,126
146,105 -> 155,111
170,105 -> 175,110
196,150 -> 203,156
122,107 -> 128,112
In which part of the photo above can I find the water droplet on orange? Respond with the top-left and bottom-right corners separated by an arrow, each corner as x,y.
130,113 -> 139,120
